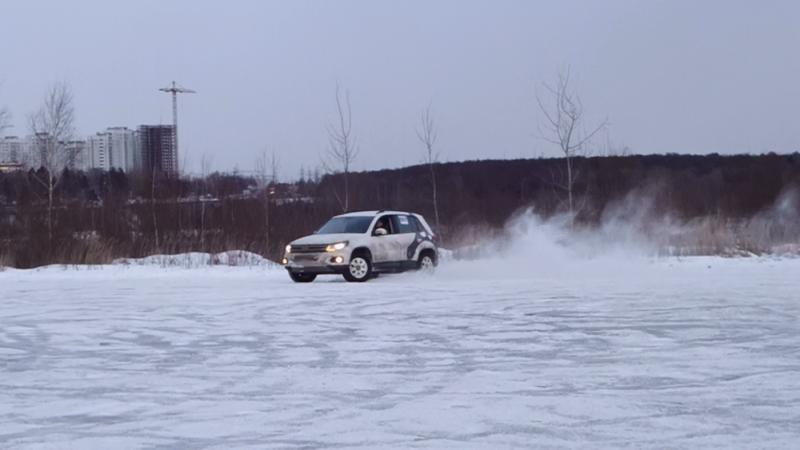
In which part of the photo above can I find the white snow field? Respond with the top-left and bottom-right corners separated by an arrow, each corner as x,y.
2,255 -> 800,449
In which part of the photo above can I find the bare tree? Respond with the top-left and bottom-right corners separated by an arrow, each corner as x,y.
602,129 -> 631,157
0,107 -> 9,136
416,104 -> 441,232
150,166 -> 160,249
536,68 -> 606,218
199,153 -> 214,249
323,84 -> 358,212
28,82 -> 77,246
0,83 -> 11,136
255,151 -> 279,255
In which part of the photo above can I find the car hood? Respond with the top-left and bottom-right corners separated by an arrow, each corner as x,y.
291,233 -> 359,245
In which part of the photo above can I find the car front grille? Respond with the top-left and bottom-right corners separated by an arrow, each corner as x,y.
292,244 -> 327,253
292,254 -> 319,262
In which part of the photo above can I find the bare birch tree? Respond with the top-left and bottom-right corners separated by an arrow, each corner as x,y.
323,84 -> 358,212
199,153 -> 213,249
536,68 -> 606,218
416,104 -> 441,232
28,82 -> 77,246
150,166 -> 160,249
0,107 -> 9,135
255,151 -> 279,255
0,83 -> 11,135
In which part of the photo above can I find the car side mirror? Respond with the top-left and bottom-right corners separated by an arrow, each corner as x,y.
374,227 -> 388,236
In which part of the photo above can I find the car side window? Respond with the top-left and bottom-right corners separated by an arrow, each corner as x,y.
373,215 -> 393,235
392,215 -> 417,234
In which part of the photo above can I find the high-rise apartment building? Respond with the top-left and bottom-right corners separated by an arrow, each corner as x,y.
0,136 -> 24,164
2,125 -> 170,173
138,125 -> 176,175
107,127 -> 138,171
85,127 -> 139,172
86,132 -> 112,170
64,140 -> 88,171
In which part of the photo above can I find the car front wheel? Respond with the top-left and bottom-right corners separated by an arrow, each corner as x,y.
343,254 -> 372,282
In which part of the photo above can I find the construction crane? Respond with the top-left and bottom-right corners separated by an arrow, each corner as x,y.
159,81 -> 196,175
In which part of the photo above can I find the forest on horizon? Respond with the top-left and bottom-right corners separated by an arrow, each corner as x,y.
1,151 -> 799,268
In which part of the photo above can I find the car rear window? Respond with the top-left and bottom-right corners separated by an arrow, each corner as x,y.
410,215 -> 427,233
392,215 -> 417,234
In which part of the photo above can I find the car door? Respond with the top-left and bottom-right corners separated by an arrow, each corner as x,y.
370,214 -> 394,263
388,215 -> 418,263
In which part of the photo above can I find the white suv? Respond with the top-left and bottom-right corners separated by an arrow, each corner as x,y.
282,210 -> 438,282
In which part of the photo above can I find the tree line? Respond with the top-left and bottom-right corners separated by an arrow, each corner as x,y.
1,151 -> 798,268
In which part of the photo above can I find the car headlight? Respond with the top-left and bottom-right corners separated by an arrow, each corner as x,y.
325,241 -> 348,252
285,244 -> 292,254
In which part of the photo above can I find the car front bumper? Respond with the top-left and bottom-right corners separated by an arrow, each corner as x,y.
283,251 -> 349,275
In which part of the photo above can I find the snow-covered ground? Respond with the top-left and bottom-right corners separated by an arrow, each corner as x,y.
1,255 -> 799,448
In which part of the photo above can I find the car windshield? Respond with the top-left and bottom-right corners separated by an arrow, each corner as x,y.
316,216 -> 373,234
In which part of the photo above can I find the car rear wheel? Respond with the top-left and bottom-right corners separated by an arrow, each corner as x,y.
343,254 -> 372,282
418,252 -> 436,273
289,272 -> 316,283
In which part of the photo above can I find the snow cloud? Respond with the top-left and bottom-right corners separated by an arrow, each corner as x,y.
438,188 -> 800,281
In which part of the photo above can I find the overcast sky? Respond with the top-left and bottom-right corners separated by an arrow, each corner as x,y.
1,0 -> 799,177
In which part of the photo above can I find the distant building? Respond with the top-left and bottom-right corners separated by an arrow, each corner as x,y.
0,162 -> 23,173
85,127 -> 139,172
0,136 -> 24,164
64,140 -> 88,171
86,132 -> 112,170
138,125 -> 176,175
107,127 -> 138,172
4,125 -> 170,174
3,134 -> 89,171
23,132 -> 52,169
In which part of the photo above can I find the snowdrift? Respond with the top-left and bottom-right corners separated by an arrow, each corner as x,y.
113,250 -> 277,268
